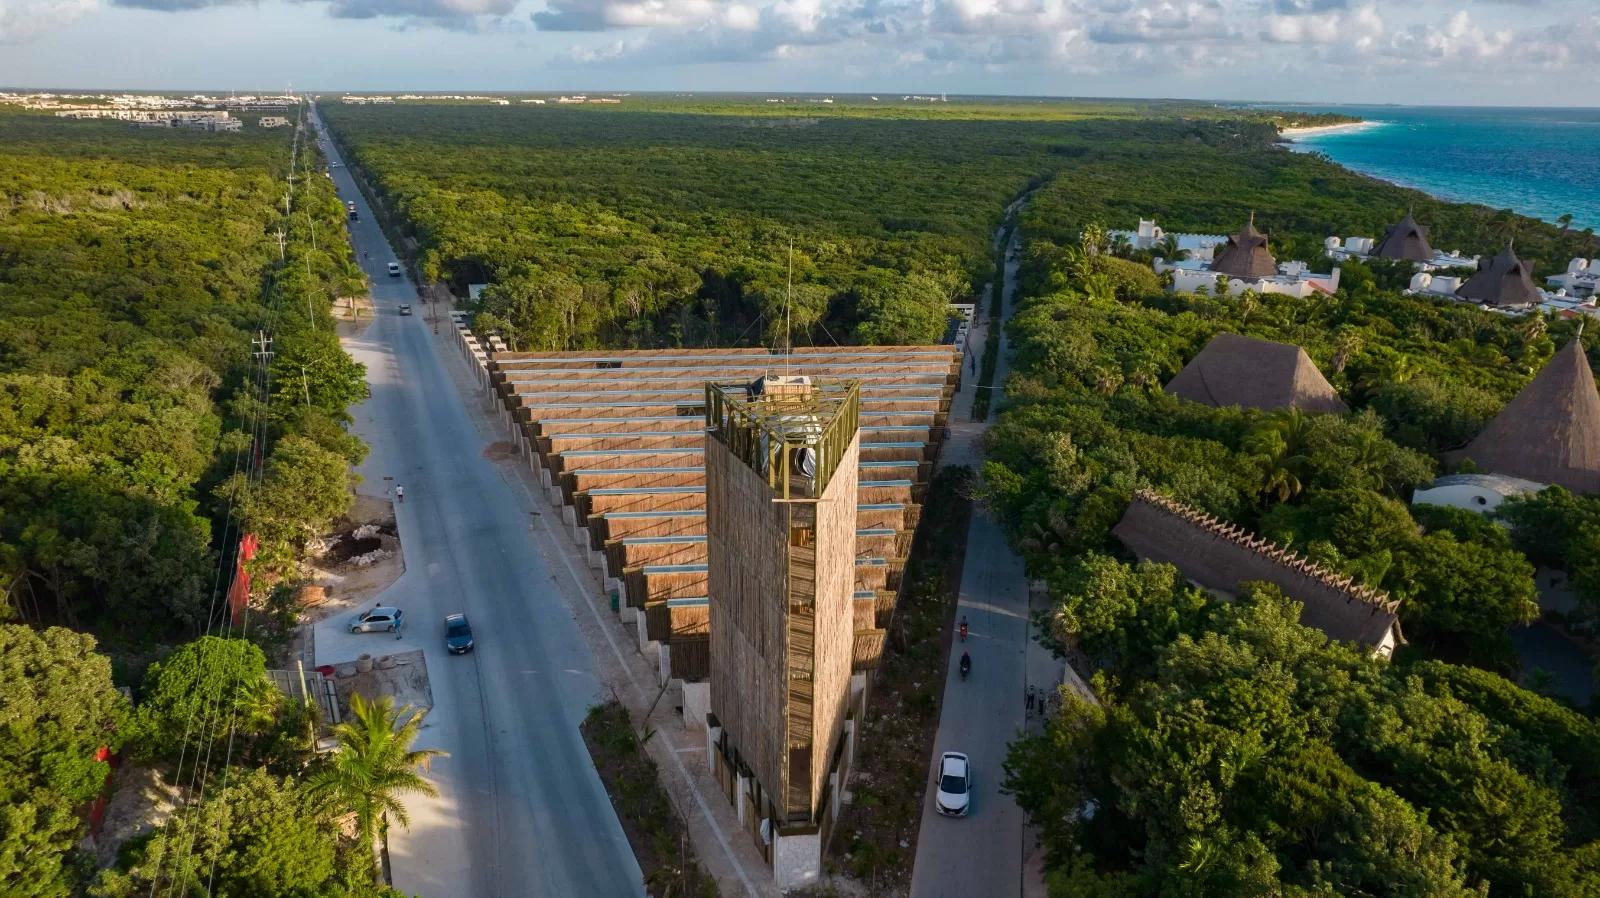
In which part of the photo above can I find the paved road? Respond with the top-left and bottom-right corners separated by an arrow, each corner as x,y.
909,226 -> 1030,898
308,107 -> 643,898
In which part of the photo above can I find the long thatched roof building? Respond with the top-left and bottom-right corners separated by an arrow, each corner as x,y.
1209,213 -> 1278,279
1112,490 -> 1403,657
1164,332 -> 1349,414
1372,212 -> 1435,263
1454,337 -> 1600,493
1456,242 -> 1543,309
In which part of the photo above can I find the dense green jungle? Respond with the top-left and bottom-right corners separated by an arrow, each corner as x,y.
4,94 -> 1600,898
0,105 -> 399,898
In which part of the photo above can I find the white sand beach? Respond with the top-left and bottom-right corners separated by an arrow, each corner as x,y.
1278,120 -> 1383,140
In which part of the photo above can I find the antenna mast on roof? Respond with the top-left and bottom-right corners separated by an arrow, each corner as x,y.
786,237 -> 794,378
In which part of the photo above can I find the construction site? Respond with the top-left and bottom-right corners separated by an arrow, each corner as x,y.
454,325 -> 963,885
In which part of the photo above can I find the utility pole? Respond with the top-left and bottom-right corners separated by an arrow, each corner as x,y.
275,229 -> 286,262
304,212 -> 317,251
302,366 -> 312,408
305,255 -> 317,330
252,330 -> 273,363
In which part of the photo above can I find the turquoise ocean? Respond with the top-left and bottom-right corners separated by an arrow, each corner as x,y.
1269,105 -> 1600,231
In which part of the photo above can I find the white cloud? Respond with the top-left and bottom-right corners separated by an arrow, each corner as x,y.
1261,3 -> 1381,44
0,0 -> 98,42
1386,10 -> 1510,62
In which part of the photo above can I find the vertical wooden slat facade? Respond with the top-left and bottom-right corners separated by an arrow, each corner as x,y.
707,380 -> 861,828
707,435 -> 792,822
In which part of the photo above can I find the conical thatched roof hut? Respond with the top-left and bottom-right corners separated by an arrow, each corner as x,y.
1209,213 -> 1278,279
1454,337 -> 1600,493
1456,242 -> 1543,308
1373,212 -> 1435,262
1164,333 -> 1348,414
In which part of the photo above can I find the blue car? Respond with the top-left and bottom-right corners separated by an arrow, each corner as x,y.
444,614 -> 474,654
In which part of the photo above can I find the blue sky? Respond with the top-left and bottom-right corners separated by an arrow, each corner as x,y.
1,0 -> 1594,105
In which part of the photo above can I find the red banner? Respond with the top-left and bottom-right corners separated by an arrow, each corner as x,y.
227,534 -> 259,625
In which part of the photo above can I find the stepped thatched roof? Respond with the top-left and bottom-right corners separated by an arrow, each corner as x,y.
1453,337 -> 1600,493
1164,333 -> 1348,414
1456,242 -> 1543,308
1209,213 -> 1278,279
1373,212 -> 1435,262
1112,490 -> 1403,657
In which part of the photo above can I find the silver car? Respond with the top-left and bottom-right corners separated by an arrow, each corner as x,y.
349,606 -> 403,634
936,751 -> 972,817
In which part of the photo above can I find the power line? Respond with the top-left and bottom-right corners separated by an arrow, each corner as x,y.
147,97 -> 311,898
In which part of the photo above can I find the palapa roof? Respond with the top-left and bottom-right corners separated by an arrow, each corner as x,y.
1112,490 -> 1403,655
1455,242 -> 1543,308
1209,212 -> 1279,279
1372,212 -> 1435,262
1164,332 -> 1348,414
1453,337 -> 1600,493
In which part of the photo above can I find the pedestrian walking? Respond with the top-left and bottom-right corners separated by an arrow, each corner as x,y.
969,353 -> 975,374
1026,685 -> 1036,713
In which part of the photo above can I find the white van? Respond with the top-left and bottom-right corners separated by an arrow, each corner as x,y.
387,262 -> 401,277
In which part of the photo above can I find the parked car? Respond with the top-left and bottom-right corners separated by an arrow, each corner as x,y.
444,614 -> 474,654
387,262 -> 402,277
399,304 -> 413,316
935,751 -> 971,817
349,606 -> 403,634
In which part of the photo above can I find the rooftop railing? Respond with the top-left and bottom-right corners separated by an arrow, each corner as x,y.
705,377 -> 861,500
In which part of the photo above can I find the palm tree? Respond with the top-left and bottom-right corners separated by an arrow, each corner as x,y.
1157,234 -> 1185,263
1244,423 -> 1308,502
1331,330 -> 1364,375
1093,366 -> 1123,396
308,693 -> 446,877
1492,209 -> 1521,244
1558,214 -> 1574,235
1356,353 -> 1417,395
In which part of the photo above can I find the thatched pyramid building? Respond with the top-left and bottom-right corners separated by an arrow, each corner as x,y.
1113,490 -> 1403,657
1372,212 -> 1435,262
1164,332 -> 1348,414
1456,242 -> 1543,309
1209,213 -> 1279,279
1455,337 -> 1600,493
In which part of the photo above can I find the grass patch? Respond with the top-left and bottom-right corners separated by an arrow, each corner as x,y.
580,701 -> 717,898
827,466 -> 974,893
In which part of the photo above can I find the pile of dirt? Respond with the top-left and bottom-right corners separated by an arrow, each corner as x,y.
324,534 -> 383,564
87,766 -> 182,868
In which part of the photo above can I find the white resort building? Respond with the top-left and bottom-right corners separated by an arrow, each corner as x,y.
1150,215 -> 1341,299
1112,219 -> 1228,256
1550,259 -> 1600,299
1326,212 -> 1479,271
1328,213 -> 1591,317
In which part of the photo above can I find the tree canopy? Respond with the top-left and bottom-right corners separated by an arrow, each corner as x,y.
0,624 -> 128,897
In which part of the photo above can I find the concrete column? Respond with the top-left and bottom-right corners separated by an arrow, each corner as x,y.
773,830 -> 821,889
704,714 -> 720,775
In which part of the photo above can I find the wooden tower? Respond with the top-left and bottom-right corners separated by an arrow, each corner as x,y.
705,374 -> 860,882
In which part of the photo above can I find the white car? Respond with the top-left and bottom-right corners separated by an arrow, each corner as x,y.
387,262 -> 402,277
349,606 -> 403,633
935,751 -> 971,817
